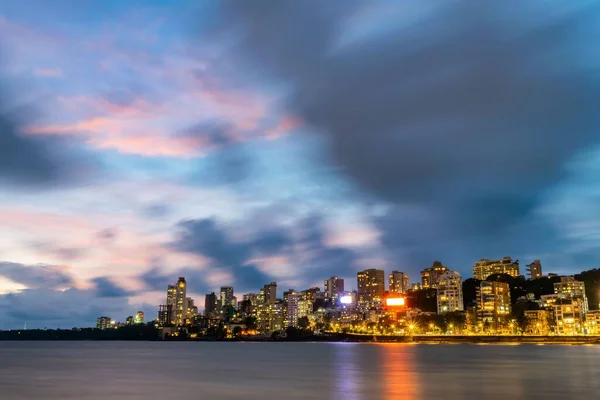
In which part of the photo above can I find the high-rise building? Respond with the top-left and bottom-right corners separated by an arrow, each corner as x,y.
220,286 -> 234,308
186,298 -> 198,322
175,277 -> 187,325
264,282 -> 277,305
134,311 -> 144,324
472,257 -> 520,280
284,289 -> 300,328
96,316 -> 112,330
357,269 -> 385,303
204,292 -> 217,315
476,281 -> 511,329
324,277 -> 345,303
389,271 -> 410,294
157,304 -> 173,326
436,271 -> 464,314
526,260 -> 543,280
554,276 -> 588,314
421,261 -> 449,289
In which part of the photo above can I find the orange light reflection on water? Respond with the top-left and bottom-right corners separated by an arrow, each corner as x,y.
379,343 -> 421,400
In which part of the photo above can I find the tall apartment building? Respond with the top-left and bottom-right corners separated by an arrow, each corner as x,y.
264,282 -> 277,305
472,257 -> 520,280
553,298 -> 585,335
324,277 -> 345,303
476,281 -> 511,329
204,292 -> 217,315
96,316 -> 112,330
284,289 -> 300,328
174,277 -> 187,325
585,310 -> 600,335
436,271 -> 464,314
526,260 -> 543,280
134,311 -> 144,324
357,269 -> 385,303
421,261 -> 449,289
219,286 -> 234,308
157,304 -> 173,326
389,271 -> 410,294
554,276 -> 588,313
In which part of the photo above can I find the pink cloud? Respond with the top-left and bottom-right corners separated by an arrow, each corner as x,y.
265,115 -> 302,140
33,67 -> 64,78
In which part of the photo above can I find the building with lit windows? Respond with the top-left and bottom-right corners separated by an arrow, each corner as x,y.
585,310 -> 600,335
219,286 -> 234,309
264,282 -> 277,305
526,260 -> 543,280
175,277 -> 187,325
297,299 -> 313,319
524,309 -> 552,335
554,276 -> 588,314
284,289 -> 300,327
134,311 -> 144,324
157,304 -> 173,326
96,316 -> 112,330
476,281 -> 511,329
553,298 -> 585,335
472,257 -> 520,280
126,316 -> 134,325
436,271 -> 464,314
357,269 -> 385,303
421,261 -> 449,289
389,271 -> 410,294
324,277 -> 345,304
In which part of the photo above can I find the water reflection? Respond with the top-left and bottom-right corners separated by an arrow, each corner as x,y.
380,344 -> 421,400
334,343 -> 361,400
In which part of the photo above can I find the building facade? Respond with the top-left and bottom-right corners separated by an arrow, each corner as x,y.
357,269 -> 385,303
421,261 -> 449,289
436,271 -> 464,314
553,276 -> 588,314
324,277 -> 345,304
96,316 -> 112,330
389,271 -> 410,294
204,292 -> 217,315
524,309 -> 552,335
284,290 -> 300,328
473,257 -> 520,280
175,277 -> 187,325
134,311 -> 144,324
526,260 -> 543,280
585,310 -> 600,335
476,281 -> 511,329
553,298 -> 585,335
264,282 -> 277,305
219,286 -> 234,309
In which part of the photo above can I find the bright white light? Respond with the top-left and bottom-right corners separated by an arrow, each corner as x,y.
340,295 -> 353,304
386,297 -> 405,307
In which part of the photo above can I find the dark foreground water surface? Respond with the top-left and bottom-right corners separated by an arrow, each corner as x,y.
0,342 -> 598,399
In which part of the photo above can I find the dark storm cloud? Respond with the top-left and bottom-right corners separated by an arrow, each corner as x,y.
0,261 -> 73,288
212,1 -> 600,269
0,56 -> 99,188
92,276 -> 134,298
171,215 -> 358,291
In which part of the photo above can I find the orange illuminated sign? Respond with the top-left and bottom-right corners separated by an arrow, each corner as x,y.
386,297 -> 405,307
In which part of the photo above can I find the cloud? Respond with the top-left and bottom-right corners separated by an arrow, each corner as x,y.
92,276 -> 134,298
33,67 -> 63,78
211,0 -> 600,268
0,261 -> 73,289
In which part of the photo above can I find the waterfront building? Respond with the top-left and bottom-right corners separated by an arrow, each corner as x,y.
220,286 -> 234,309
436,271 -> 464,314
157,304 -> 173,326
524,309 -> 552,335
554,276 -> 588,314
526,260 -> 543,280
324,277 -> 345,304
186,298 -> 198,323
476,281 -> 511,330
297,299 -> 313,319
175,277 -> 187,325
300,287 -> 321,302
472,257 -> 520,280
421,261 -> 449,289
125,316 -> 134,325
96,316 -> 112,330
264,282 -> 278,305
204,292 -> 217,315
166,284 -> 177,324
284,289 -> 300,327
389,271 -> 410,294
541,294 -> 563,309
585,310 -> 600,335
552,298 -> 585,335
357,269 -> 385,303
134,311 -> 144,324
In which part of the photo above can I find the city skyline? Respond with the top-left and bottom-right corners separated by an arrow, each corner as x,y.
2,1 -> 600,330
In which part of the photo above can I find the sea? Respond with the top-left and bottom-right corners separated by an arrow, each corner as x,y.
0,341 -> 598,399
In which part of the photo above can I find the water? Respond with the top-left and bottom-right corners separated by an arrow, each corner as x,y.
0,342 -> 598,399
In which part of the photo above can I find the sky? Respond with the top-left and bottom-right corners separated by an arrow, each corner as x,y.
1,0 -> 600,329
